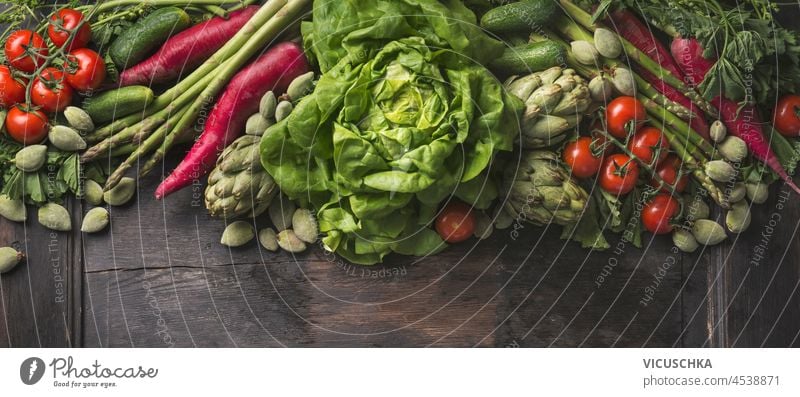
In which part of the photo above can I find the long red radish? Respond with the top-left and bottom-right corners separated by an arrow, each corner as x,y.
606,10 -> 709,138
120,6 -> 259,86
154,41 -> 309,199
608,10 -> 685,78
670,37 -> 715,88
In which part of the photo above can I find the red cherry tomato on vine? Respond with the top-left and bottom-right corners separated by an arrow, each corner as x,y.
435,201 -> 475,243
772,94 -> 800,137
642,194 -> 680,235
628,126 -> 669,167
563,136 -> 605,179
5,106 -> 49,145
4,30 -> 49,73
650,154 -> 688,193
599,154 -> 639,196
48,8 -> 92,51
63,48 -> 106,93
605,96 -> 647,139
0,65 -> 28,108
32,67 -> 74,113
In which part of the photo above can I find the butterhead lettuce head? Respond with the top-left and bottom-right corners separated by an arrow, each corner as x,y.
261,0 -> 523,264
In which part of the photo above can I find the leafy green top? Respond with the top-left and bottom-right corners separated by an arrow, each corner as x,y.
589,0 -> 800,105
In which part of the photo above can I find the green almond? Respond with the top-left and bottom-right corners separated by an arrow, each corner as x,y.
81,207 -> 109,233
38,203 -> 72,231
0,194 -> 26,222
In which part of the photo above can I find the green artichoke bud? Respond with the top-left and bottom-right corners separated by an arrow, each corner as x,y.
505,66 -> 591,149
205,135 -> 277,218
504,150 -> 589,226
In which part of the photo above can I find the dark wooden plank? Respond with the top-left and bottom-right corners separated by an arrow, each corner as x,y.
82,166 -> 695,346
717,184 -> 800,347
677,249 -> 711,347
491,225 -> 685,347
0,202 -> 77,347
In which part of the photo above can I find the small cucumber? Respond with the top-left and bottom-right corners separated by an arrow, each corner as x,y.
82,86 -> 155,124
481,0 -> 559,34
491,41 -> 566,75
109,7 -> 191,69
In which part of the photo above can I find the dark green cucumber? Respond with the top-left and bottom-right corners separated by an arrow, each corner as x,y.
109,7 -> 191,69
490,41 -> 565,75
82,86 -> 155,124
480,0 -> 559,34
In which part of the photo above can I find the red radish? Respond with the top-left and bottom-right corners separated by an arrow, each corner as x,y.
120,6 -> 259,86
154,41 -> 309,199
608,10 -> 685,78
670,37 -> 716,88
671,37 -> 800,194
712,97 -> 800,194
607,10 -> 709,138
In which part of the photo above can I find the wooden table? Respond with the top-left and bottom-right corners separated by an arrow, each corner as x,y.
2,153 -> 799,347
2,3 -> 800,348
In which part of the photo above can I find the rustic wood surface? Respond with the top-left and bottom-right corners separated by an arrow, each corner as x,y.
1,155 -> 797,347
2,3 -> 800,348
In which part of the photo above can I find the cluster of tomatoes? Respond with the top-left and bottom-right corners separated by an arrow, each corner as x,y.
0,8 -> 105,145
562,96 -> 689,236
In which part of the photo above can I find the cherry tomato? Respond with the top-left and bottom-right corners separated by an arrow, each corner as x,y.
4,30 -> 49,73
435,201 -> 475,243
563,136 -> 605,179
63,48 -> 106,93
628,126 -> 669,167
599,154 -> 640,196
650,154 -> 688,193
48,8 -> 92,51
773,95 -> 800,137
5,105 -> 49,145
0,65 -> 28,108
605,96 -> 647,139
642,194 -> 680,235
31,67 -> 74,113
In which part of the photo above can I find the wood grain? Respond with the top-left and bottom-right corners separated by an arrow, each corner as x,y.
2,3 -> 800,348
0,201 -> 78,347
80,169 -> 695,347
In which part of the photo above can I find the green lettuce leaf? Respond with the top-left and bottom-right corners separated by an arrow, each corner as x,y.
262,13 -> 521,264
303,0 -> 504,73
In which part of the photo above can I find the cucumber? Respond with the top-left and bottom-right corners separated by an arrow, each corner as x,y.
481,0 -> 559,34
82,86 -> 155,124
490,41 -> 566,75
109,7 -> 191,69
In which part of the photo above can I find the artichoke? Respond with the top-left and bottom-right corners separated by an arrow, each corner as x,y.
504,150 -> 589,226
505,66 -> 592,148
205,135 -> 276,218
